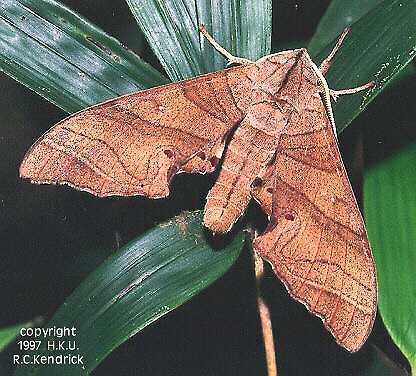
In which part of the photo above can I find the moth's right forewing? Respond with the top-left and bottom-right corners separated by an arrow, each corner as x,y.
252,50 -> 377,352
20,68 -> 249,198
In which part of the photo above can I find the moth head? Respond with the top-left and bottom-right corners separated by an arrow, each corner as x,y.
254,48 -> 316,98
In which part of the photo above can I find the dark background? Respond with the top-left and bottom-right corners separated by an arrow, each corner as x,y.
0,0 -> 413,375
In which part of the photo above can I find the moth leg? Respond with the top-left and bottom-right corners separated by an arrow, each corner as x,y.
319,27 -> 350,76
199,24 -> 252,66
319,27 -> 375,99
329,81 -> 375,101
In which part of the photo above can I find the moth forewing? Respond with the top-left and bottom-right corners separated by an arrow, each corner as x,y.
251,49 -> 376,352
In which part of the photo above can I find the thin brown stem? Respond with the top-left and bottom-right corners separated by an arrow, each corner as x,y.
253,250 -> 278,376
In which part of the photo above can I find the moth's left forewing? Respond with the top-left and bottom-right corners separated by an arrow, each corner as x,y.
20,69 -> 248,198
252,50 -> 377,352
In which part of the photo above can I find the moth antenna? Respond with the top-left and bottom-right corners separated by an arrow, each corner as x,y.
199,24 -> 252,66
320,27 -> 350,76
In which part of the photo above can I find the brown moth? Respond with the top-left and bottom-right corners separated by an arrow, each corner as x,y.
20,25 -> 377,352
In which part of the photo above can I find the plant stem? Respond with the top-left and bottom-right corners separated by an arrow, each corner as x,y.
253,250 -> 278,376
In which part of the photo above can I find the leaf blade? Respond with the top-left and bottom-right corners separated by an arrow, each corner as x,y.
308,0 -> 384,56
0,0 -> 168,113
14,211 -> 244,375
312,0 -> 416,133
364,145 -> 416,371
126,0 -> 272,81
0,321 -> 34,352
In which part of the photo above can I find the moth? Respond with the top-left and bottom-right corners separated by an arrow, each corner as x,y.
20,25 -> 377,352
